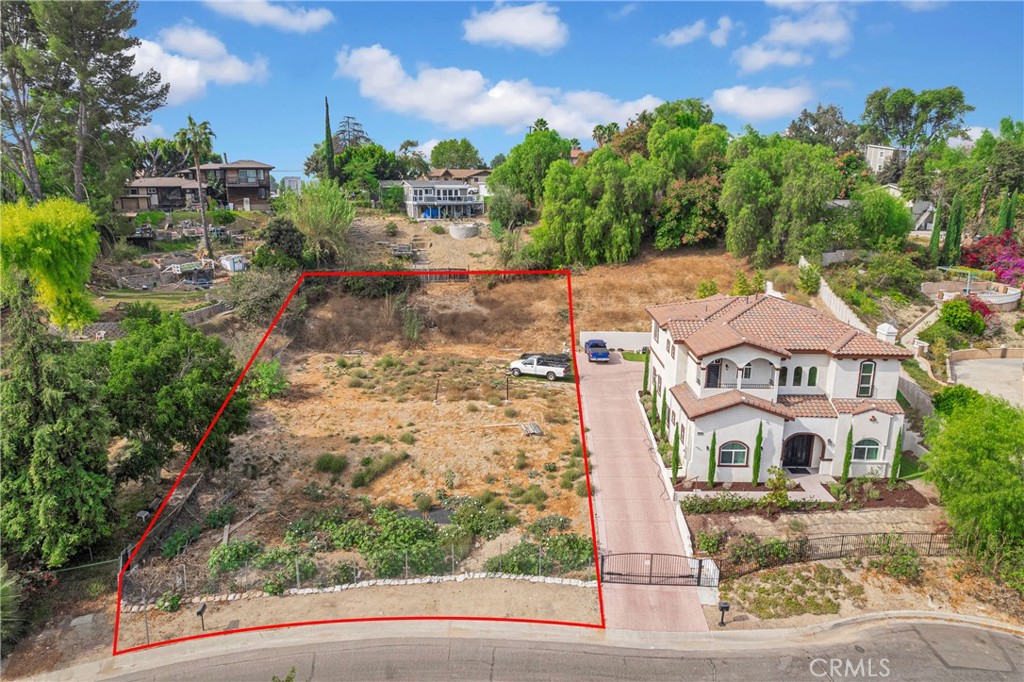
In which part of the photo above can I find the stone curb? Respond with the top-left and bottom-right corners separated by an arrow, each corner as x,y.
121,573 -> 599,611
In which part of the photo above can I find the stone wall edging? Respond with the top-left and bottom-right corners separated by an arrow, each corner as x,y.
121,573 -> 598,611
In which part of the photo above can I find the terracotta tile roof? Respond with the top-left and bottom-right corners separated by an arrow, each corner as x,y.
831,399 -> 904,416
646,294 -> 911,361
778,395 -> 838,418
670,383 -> 795,421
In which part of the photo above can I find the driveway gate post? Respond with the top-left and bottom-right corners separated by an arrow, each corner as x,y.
648,554 -> 653,584
696,558 -> 703,586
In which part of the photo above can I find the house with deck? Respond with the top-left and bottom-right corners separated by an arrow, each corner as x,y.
645,294 -> 912,483
399,180 -> 485,220
180,159 -> 275,210
114,177 -> 205,214
427,168 -> 491,196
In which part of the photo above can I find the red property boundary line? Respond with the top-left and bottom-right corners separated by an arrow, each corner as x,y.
112,269 -> 606,655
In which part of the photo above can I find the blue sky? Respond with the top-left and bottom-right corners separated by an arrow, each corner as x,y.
131,1 -> 1024,178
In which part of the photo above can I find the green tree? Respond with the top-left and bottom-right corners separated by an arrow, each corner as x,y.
1,197 -> 99,328
173,115 -> 216,258
929,200 -> 943,264
923,395 -> 1024,571
650,384 -> 658,428
752,269 -> 766,293
31,0 -> 168,203
996,190 -> 1018,233
730,272 -> 753,296
253,216 -> 305,270
751,421 -> 763,486
861,86 -> 975,151
0,291 -> 114,566
334,115 -> 370,150
941,193 -> 964,265
841,427 -> 853,484
890,429 -> 903,485
671,426 -> 680,484
642,350 -> 650,394
429,138 -> 484,169
707,432 -> 717,486
695,279 -> 718,298
654,175 -> 726,249
849,186 -> 914,248
659,388 -> 668,441
785,103 -> 861,154
488,184 -> 531,233
105,308 -> 251,480
277,179 -> 355,267
489,153 -> 506,169
489,128 -> 571,206
324,96 -> 336,182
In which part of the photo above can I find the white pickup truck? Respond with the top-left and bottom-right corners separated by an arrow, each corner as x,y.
508,356 -> 570,381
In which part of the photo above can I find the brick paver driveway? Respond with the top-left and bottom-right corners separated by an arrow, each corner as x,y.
578,354 -> 708,632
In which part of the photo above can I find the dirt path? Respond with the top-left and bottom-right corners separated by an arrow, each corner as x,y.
115,580 -> 601,651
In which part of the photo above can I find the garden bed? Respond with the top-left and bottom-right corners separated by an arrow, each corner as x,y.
675,481 -> 805,493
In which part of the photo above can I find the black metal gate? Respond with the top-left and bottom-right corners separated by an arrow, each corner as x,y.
600,553 -> 719,587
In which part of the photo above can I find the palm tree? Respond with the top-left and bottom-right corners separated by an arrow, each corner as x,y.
174,115 -> 216,259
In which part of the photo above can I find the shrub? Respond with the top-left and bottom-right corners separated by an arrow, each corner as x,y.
136,210 -> 165,226
756,466 -> 791,513
384,221 -> 399,237
451,498 -> 516,539
351,451 -> 410,487
544,533 -> 593,571
797,264 -> 821,295
1015,319 -> 1024,335
510,484 -> 548,509
680,493 -> 757,514
527,515 -> 571,540
514,451 -> 528,470
867,533 -> 923,583
328,520 -> 373,550
263,578 -> 284,596
574,480 -> 590,497
695,279 -> 719,298
110,237 -> 144,263
314,453 -> 349,474
161,524 -> 203,559
208,209 -> 237,226
397,432 -> 417,446
866,251 -> 923,296
331,562 -> 358,584
696,530 -> 725,555
248,359 -> 288,399
414,493 -> 433,515
208,539 -> 262,576
156,592 -> 181,612
204,504 -> 236,530
484,540 -> 541,574
430,225 -> 446,235
932,384 -> 983,416
939,299 -> 985,335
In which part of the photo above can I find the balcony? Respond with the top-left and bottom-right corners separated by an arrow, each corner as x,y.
411,196 -> 483,204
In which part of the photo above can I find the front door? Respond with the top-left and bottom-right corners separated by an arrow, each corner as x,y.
783,434 -> 814,467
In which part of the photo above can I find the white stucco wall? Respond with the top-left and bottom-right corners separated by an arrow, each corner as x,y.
821,411 -> 904,478
828,357 -> 900,399
778,353 -> 830,396
681,406 -> 786,483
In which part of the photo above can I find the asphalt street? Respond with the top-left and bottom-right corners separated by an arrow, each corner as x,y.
97,622 -> 1022,682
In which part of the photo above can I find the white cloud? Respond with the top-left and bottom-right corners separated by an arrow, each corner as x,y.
131,25 -> 269,105
950,125 -> 992,148
133,123 -> 166,141
708,85 -> 813,121
203,0 -> 334,33
415,139 -> 440,157
733,44 -> 811,73
708,17 -> 735,47
612,3 -> 637,20
462,3 -> 568,53
902,1 -> 949,12
334,45 -> 660,139
762,4 -> 852,52
655,19 -> 707,47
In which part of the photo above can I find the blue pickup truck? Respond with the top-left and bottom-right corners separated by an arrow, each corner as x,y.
584,339 -> 610,363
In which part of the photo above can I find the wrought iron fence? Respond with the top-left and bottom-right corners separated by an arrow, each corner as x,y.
721,531 -> 955,577
600,553 -> 720,587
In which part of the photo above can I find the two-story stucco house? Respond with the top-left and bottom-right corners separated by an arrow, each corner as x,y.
400,180 -> 485,220
645,294 -> 913,483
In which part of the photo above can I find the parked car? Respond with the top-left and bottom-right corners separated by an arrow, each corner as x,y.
584,339 -> 610,363
508,356 -> 570,381
520,352 -> 572,365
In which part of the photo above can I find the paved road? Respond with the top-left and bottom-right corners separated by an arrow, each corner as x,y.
97,622 -> 1022,682
577,355 -> 707,631
952,358 -> 1024,406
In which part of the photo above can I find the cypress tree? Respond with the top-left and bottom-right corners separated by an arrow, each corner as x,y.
659,388 -> 668,441
751,421 -> 764,487
890,429 -> 904,486
841,427 -> 854,484
650,386 -> 658,429
642,351 -> 650,395
324,96 -> 336,182
942,194 -> 964,266
671,426 -> 680,484
997,190 -> 1018,233
929,200 -> 943,265
707,432 -> 717,487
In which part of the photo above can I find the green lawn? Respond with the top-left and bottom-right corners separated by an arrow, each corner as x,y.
90,288 -> 211,314
151,239 -> 199,252
898,454 -> 926,481
621,351 -> 648,362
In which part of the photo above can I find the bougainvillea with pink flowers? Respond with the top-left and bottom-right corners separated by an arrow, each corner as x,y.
962,230 -> 1024,285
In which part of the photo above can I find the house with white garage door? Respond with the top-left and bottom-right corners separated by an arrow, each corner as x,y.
645,294 -> 913,483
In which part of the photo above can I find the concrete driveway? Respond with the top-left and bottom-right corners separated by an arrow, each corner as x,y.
952,358 -> 1024,406
577,354 -> 708,632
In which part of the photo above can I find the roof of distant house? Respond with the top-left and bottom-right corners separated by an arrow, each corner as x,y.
646,294 -> 912,360
127,177 -> 203,189
198,160 -> 274,170
403,180 -> 477,189
427,168 -> 491,180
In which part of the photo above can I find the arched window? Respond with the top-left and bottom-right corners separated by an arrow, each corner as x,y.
779,367 -> 788,386
793,367 -> 803,386
857,361 -> 876,397
852,439 -> 881,461
719,441 -> 749,466
808,367 -> 818,387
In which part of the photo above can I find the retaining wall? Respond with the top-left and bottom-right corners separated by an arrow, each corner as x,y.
181,301 -> 233,326
948,347 -> 1024,362
800,255 -> 870,333
578,331 -> 649,352
897,373 -> 935,417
